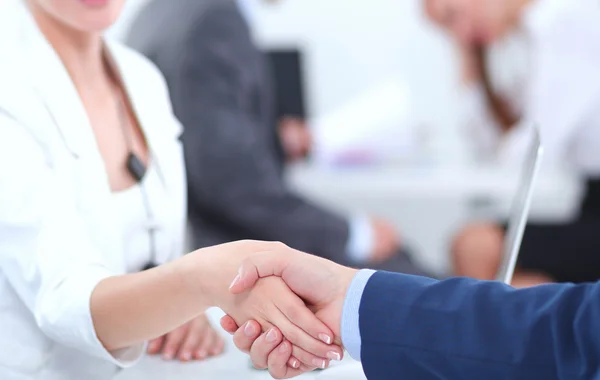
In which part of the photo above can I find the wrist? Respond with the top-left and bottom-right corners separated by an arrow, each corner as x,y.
175,250 -> 217,310
332,266 -> 359,339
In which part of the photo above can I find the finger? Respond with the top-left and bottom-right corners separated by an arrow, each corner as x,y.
279,297 -> 337,348
147,336 -> 165,355
199,328 -> 225,358
290,344 -> 332,370
178,322 -> 205,361
286,359 -> 318,374
272,311 -> 342,362
267,341 -> 311,379
249,327 -> 283,369
162,325 -> 188,361
193,327 -> 214,360
220,315 -> 239,335
209,331 -> 225,356
233,320 -> 262,353
229,252 -> 292,294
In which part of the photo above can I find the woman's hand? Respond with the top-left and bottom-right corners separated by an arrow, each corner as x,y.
221,319 -> 318,379
147,313 -> 224,362
187,241 -> 344,364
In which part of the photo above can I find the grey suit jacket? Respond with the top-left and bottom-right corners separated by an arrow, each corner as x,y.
126,0 -> 352,264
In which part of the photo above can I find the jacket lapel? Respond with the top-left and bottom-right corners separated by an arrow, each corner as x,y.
16,5 -> 126,271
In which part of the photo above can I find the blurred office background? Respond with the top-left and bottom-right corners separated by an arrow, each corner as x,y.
108,0 -> 581,276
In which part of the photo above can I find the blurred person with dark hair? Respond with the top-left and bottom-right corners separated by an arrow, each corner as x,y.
425,0 -> 600,286
127,0 -> 432,275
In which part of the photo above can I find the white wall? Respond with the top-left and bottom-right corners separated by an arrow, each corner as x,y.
252,0 -> 466,157
110,0 -> 468,158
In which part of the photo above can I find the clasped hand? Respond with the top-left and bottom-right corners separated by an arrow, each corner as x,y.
219,245 -> 357,378
189,241 -> 349,376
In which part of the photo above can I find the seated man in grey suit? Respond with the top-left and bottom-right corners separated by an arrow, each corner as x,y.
126,0 -> 429,273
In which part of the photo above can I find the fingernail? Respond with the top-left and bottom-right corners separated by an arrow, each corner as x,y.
290,359 -> 299,368
266,328 -> 278,343
279,342 -> 289,353
181,352 -> 191,361
312,358 -> 326,369
244,321 -> 256,337
229,274 -> 240,290
327,351 -> 341,361
162,352 -> 173,361
198,350 -> 207,359
318,333 -> 332,344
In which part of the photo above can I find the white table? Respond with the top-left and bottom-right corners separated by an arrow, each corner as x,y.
114,309 -> 365,380
287,163 -> 583,275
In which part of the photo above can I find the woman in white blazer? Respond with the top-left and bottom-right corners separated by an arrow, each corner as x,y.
425,0 -> 600,286
0,1 -> 342,379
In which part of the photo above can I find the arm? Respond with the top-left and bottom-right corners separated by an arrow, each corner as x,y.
359,272 -> 600,379
0,116 -> 340,364
171,7 -> 350,260
0,116 -> 206,363
227,252 -> 600,379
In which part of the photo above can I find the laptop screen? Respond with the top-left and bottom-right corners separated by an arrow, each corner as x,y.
496,127 -> 544,284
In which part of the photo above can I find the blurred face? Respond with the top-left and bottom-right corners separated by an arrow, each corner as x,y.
425,0 -> 521,45
28,0 -> 126,33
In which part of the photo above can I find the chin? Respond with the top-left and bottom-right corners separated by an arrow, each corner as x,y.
73,2 -> 124,32
75,13 -> 121,32
35,0 -> 125,33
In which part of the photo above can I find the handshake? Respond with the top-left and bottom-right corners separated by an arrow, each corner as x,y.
196,241 -> 357,379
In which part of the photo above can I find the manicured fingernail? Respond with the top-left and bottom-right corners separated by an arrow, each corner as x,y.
162,352 -> 173,360
229,274 -> 240,289
312,358 -> 326,369
181,352 -> 191,361
279,342 -> 289,353
266,328 -> 278,343
244,321 -> 256,337
318,333 -> 332,344
327,351 -> 341,361
198,350 -> 207,359
290,359 -> 299,368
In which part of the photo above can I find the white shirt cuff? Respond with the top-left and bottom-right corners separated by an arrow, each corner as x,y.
37,265 -> 145,368
341,269 -> 376,361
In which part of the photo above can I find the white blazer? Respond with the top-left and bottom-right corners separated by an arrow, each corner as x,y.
0,2 -> 186,379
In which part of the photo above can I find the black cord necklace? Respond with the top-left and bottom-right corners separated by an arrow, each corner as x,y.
115,93 -> 159,271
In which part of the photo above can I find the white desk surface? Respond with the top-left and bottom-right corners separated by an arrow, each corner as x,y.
287,163 -> 583,275
114,309 -> 365,380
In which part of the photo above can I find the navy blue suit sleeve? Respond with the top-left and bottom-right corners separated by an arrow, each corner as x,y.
359,271 -> 600,380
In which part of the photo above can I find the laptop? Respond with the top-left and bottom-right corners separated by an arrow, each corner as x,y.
495,126 -> 544,284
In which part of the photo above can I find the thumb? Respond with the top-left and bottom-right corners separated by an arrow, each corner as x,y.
228,252 -> 291,295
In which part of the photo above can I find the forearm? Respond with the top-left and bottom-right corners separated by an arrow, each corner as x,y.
91,254 -> 209,351
359,273 -> 600,379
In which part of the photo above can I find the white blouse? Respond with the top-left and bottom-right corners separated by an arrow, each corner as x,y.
113,161 -> 170,273
463,0 -> 600,176
0,1 -> 187,379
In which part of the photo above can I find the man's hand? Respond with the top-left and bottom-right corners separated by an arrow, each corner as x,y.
369,217 -> 401,263
224,250 -> 357,377
190,241 -> 343,363
229,251 -> 356,341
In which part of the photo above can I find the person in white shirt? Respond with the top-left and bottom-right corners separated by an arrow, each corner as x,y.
425,0 -> 600,286
0,0 -> 343,378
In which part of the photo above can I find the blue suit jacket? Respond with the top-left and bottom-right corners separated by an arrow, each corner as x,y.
360,272 -> 600,379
